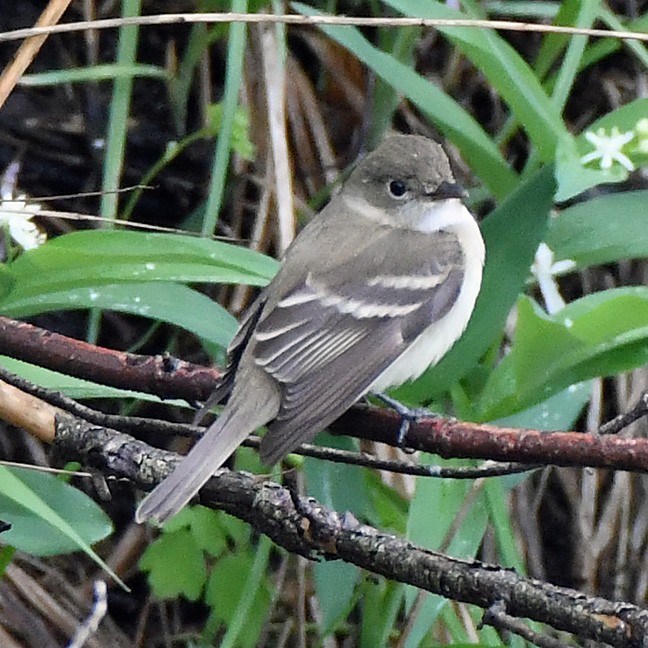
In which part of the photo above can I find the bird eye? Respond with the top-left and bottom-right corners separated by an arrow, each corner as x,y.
388,179 -> 408,198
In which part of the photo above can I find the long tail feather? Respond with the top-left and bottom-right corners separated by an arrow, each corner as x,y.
136,389 -> 278,525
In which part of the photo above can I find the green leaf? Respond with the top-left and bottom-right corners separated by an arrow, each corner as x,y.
0,466 -> 124,587
188,507 -> 229,557
0,281 -> 237,348
540,0 -> 600,111
292,2 -> 517,199
0,466 -> 113,556
4,230 -> 277,301
547,190 -> 648,269
0,265 -> 15,300
586,97 -> 648,135
139,527 -> 206,600
305,434 -> 364,633
20,64 -> 168,86
364,470 -> 408,534
0,356 -> 188,403
554,134 -> 626,202
493,381 -> 591,432
480,289 -> 648,419
405,461 -> 489,644
360,579 -> 403,648
394,165 -> 554,402
204,543 -> 272,648
164,505 -> 229,558
556,98 -> 648,199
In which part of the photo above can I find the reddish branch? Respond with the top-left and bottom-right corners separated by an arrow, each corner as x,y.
0,315 -> 220,401
2,314 -> 648,475
334,406 -> 648,473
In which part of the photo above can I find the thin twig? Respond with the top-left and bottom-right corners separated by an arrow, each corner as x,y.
0,14 -> 646,44
481,600 -> 571,648
599,392 -> 648,435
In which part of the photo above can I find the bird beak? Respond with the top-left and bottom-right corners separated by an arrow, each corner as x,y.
426,181 -> 468,200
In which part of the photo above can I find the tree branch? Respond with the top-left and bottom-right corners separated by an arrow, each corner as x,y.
0,315 -> 220,401
53,414 -> 648,647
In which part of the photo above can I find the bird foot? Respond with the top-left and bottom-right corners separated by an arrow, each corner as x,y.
373,393 -> 441,450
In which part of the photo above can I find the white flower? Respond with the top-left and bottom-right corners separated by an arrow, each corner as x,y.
580,127 -> 635,171
531,242 -> 576,314
0,196 -> 46,250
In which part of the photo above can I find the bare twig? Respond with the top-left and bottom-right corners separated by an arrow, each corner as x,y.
481,600 -> 570,648
599,392 -> 648,436
0,14 -> 646,45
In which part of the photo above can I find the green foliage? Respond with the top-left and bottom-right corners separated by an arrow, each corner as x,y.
0,466 -> 123,587
140,506 -> 273,646
4,0 -> 648,643
0,231 -> 277,349
0,466 -> 113,556
139,525 -> 207,601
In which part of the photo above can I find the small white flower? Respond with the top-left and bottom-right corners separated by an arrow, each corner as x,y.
531,242 -> 576,315
636,118 -> 648,136
580,127 -> 635,171
0,196 -> 46,250
0,160 -> 46,250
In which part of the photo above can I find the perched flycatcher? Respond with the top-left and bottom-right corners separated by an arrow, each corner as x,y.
137,134 -> 485,524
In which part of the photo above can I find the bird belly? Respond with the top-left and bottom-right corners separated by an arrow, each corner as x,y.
369,306 -> 463,392
368,233 -> 484,393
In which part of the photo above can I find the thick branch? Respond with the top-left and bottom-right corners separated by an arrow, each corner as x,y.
53,414 -> 648,647
0,316 -> 220,401
334,405 -> 648,473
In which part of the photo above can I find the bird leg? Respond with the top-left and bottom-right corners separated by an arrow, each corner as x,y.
373,393 -> 441,450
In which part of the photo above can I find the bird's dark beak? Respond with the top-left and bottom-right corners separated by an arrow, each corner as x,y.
427,181 -> 467,200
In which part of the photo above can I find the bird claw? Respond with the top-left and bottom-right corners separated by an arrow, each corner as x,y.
373,393 -> 441,449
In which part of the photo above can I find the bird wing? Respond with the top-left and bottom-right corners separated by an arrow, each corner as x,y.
253,228 -> 465,463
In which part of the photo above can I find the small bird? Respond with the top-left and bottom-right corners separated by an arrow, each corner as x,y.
136,134 -> 485,524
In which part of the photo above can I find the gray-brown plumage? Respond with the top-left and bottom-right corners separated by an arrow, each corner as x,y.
136,134 -> 485,524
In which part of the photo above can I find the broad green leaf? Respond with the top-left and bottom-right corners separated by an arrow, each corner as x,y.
554,134 -> 626,202
360,579 -> 404,648
0,265 -> 14,300
364,470 -> 408,535
585,97 -> 648,136
494,381 -> 591,432
5,230 -> 277,301
0,466 -> 124,587
479,289 -> 648,419
546,190 -> 648,269
556,97 -> 648,199
292,3 -> 517,199
394,165 -> 555,402
383,0 -> 569,159
139,527 -> 206,600
0,281 -> 237,348
0,466 -> 113,556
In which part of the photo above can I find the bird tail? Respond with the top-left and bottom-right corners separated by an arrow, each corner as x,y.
135,389 -> 278,525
